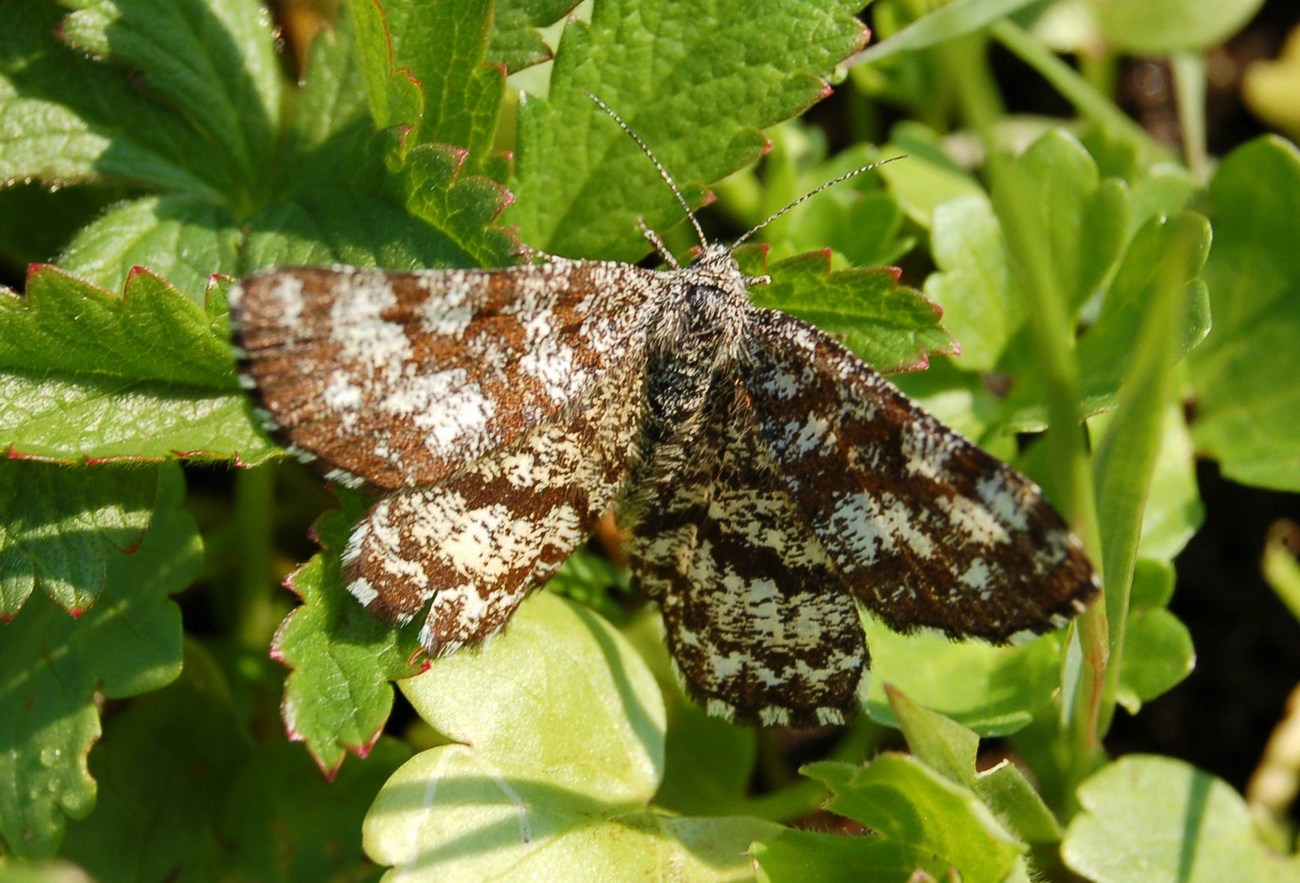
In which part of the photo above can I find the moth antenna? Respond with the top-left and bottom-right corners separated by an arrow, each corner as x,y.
586,92 -> 709,250
730,156 -> 905,249
638,218 -> 681,268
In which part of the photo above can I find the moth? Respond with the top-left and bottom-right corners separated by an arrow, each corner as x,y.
230,97 -> 1096,727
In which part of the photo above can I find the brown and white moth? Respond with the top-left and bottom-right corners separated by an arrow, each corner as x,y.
230,98 -> 1096,727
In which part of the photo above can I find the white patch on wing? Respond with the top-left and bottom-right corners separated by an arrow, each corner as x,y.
828,492 -> 894,568
977,472 -> 1031,532
935,493 -> 1011,546
269,275 -> 305,331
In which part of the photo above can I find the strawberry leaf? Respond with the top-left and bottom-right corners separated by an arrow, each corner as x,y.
57,195 -> 242,300
0,462 -> 158,616
273,501 -> 424,776
0,0 -> 235,196
488,0 -> 578,73
509,0 -> 870,260
0,465 -> 194,857
58,0 -> 284,199
0,266 -> 272,464
751,250 -> 955,374
380,0 -> 504,160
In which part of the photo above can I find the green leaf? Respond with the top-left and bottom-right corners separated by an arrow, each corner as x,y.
924,193 -> 1016,372
277,14 -> 376,196
1092,0 -> 1265,55
1190,136 -> 1300,491
863,615 -> 1065,736
0,0 -> 235,197
243,187 -> 486,271
243,5 -> 516,272
60,641 -> 252,879
750,250 -> 955,373
621,612 -> 760,819
0,462 -> 157,616
272,502 -> 422,776
1116,606 -> 1195,712
1087,208 -> 1204,727
1013,130 -> 1130,316
0,465 -> 194,858
885,686 -> 978,787
59,640 -> 409,880
887,688 -> 1063,845
391,140 -> 517,266
878,122 -> 984,228
802,755 -> 1025,880
1002,208 -> 1211,428
56,194 -> 242,301
545,547 -> 630,625
1129,557 -> 1176,611
344,0 -> 424,134
717,125 -> 911,267
0,266 -> 273,464
381,0 -> 503,160
219,737 -> 411,881
972,761 -> 1063,845
920,132 -> 1211,429
1134,406 -> 1204,562
0,262 -> 229,383
1113,560 -> 1194,712
510,0 -> 869,260
58,0 -> 283,198
1062,755 -> 1298,883
753,828 -> 951,882
489,0 -> 579,73
363,591 -> 780,879
855,0 -> 1044,65
1076,211 -> 1210,410
1129,163 -> 1199,234
397,593 -> 666,806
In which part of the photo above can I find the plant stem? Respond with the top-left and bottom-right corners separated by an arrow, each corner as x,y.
943,30 -> 1109,791
991,19 -> 1159,159
233,464 -> 277,645
1170,51 -> 1209,185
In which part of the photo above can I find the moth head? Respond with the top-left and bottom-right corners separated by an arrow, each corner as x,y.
688,243 -> 770,292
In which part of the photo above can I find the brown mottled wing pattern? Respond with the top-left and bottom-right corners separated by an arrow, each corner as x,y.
232,260 -> 655,646
629,376 -> 867,727
743,310 -> 1096,643
231,261 -> 658,490
344,355 -> 647,651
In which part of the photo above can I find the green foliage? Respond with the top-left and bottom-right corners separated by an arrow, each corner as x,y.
273,497 -> 426,776
1189,137 -> 1300,491
0,0 -> 1296,879
0,467 -> 193,856
1062,755 -> 1300,882
0,267 -> 268,465
508,0 -> 869,260
363,592 -> 781,880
